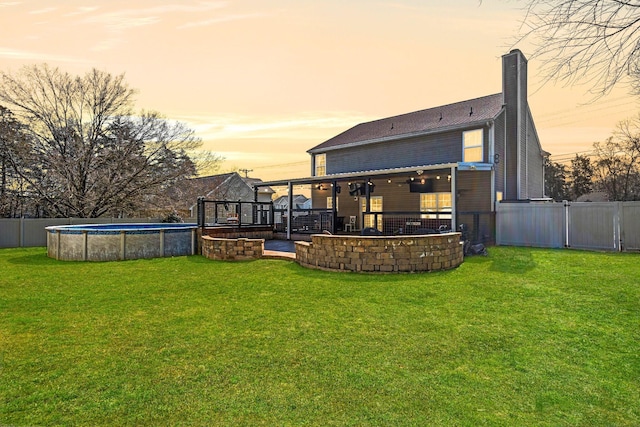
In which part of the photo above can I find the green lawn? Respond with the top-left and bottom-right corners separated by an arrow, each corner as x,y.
0,247 -> 638,426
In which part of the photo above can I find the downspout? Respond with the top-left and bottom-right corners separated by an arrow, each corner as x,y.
489,121 -> 496,211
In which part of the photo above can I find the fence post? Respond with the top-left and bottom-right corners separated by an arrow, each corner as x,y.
19,217 -> 24,248
615,202 -> 622,252
197,197 -> 204,228
564,200 -> 570,248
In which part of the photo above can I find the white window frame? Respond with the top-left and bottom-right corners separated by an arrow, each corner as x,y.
361,196 -> 383,230
463,129 -> 484,162
420,192 -> 452,219
315,153 -> 326,176
327,196 -> 338,211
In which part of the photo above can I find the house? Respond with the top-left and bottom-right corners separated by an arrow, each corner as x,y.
258,50 -> 546,242
188,172 -> 274,217
273,194 -> 311,211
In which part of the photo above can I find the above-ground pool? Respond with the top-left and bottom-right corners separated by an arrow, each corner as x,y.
46,223 -> 198,261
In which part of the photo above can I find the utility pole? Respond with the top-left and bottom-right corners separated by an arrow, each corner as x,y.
239,168 -> 253,178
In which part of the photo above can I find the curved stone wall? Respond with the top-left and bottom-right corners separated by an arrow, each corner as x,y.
295,232 -> 463,273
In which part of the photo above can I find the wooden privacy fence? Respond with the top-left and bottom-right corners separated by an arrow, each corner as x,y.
496,201 -> 640,252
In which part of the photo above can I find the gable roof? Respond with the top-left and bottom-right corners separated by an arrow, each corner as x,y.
308,93 -> 503,153
191,172 -> 236,190
273,194 -> 309,205
242,177 -> 275,194
192,172 -> 275,196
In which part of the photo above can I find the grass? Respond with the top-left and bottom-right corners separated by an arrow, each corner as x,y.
0,246 -> 638,426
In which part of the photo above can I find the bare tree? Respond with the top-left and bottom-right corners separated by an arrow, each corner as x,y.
515,0 -> 640,96
0,64 -> 213,217
0,105 -> 33,217
592,115 -> 640,200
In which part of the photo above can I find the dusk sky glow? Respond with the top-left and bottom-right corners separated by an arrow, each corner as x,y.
1,0 -> 638,181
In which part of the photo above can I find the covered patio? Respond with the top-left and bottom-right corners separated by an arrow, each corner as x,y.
255,162 -> 494,243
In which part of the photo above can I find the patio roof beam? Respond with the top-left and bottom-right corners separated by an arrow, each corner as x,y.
256,163 -> 460,188
451,165 -> 457,232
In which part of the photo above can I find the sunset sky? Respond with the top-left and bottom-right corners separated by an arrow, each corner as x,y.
1,0 -> 638,181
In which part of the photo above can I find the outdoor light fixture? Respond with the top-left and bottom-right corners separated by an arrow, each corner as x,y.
416,170 -> 424,175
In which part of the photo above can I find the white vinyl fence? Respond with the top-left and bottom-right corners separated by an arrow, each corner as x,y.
0,217 -> 189,248
496,201 -> 640,252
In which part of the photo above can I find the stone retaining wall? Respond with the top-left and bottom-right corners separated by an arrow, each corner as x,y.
200,226 -> 273,240
295,232 -> 463,273
198,226 -> 272,254
201,236 -> 264,261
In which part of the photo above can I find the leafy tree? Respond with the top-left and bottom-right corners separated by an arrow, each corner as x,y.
515,0 -> 640,96
0,64 -> 213,217
569,154 -> 594,200
544,157 -> 569,201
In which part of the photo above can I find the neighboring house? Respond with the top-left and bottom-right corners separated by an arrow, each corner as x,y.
259,50 -> 546,242
188,172 -> 274,217
576,192 -> 609,202
273,194 -> 311,211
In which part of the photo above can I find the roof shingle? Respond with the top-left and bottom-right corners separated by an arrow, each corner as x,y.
309,93 -> 503,152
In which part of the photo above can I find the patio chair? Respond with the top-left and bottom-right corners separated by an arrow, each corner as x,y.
344,215 -> 357,232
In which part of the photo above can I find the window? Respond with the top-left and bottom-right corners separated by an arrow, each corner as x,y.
327,196 -> 338,210
420,192 -> 452,219
496,191 -> 503,202
315,153 -> 326,176
361,196 -> 383,230
463,129 -> 483,162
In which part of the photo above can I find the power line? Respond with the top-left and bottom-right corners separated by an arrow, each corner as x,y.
238,168 -> 253,178
252,161 -> 308,170
536,100 -> 638,127
534,95 -> 632,120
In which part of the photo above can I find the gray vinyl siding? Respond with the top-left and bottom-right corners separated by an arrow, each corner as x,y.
519,105 -> 529,198
325,133 -> 458,174
324,129 -> 485,175
457,171 -> 492,213
493,110 -> 506,194
525,110 -> 544,198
